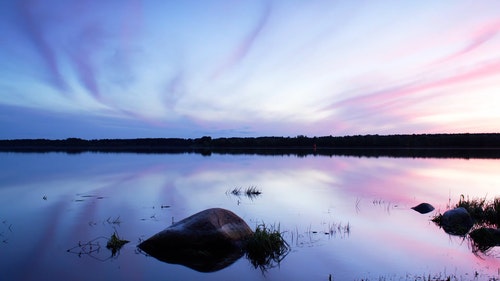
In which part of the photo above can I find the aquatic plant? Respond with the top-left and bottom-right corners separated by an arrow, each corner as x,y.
245,224 -> 290,272
67,231 -> 129,260
106,232 -> 129,256
245,186 -> 262,198
67,238 -> 103,258
227,186 -> 262,199
327,221 -> 351,237
229,187 -> 242,196
106,216 -> 122,225
456,195 -> 487,223
431,213 -> 443,225
352,273 -> 456,281
483,197 -> 500,227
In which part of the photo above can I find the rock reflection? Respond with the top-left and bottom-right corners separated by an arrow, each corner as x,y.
140,243 -> 245,272
470,228 -> 500,254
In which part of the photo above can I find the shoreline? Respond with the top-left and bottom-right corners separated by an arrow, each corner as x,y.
2,133 -> 500,158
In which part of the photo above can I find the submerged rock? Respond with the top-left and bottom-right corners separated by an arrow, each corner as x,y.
411,203 -> 434,214
440,207 -> 474,236
138,208 -> 253,272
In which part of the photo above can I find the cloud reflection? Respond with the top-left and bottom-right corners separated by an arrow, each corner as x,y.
2,153 -> 500,279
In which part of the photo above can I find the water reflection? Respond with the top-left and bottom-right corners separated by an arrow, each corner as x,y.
66,231 -> 129,261
470,228 -> 500,254
0,153 -> 499,280
140,244 -> 244,273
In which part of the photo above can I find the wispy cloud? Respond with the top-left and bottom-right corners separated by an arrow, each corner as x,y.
66,24 -> 105,101
210,1 -> 271,79
329,58 -> 500,112
320,56 -> 500,135
432,20 -> 500,65
16,0 -> 68,92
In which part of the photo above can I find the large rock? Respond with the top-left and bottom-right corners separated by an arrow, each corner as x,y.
138,208 -> 253,272
440,207 -> 474,236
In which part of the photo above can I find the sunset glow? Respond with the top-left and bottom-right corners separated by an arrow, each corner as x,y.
1,1 -> 500,138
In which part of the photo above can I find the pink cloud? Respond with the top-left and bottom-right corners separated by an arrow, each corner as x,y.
432,20 -> 500,65
312,53 -> 500,136
326,58 -> 500,117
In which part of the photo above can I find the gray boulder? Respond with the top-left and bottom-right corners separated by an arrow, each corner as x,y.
138,208 -> 253,272
440,207 -> 474,235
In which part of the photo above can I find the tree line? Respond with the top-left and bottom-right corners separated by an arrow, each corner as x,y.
202,133 -> 500,148
1,133 -> 500,151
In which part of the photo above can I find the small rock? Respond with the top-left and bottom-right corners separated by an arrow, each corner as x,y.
411,203 -> 434,214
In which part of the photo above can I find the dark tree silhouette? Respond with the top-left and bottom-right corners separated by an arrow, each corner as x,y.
1,133 -> 500,158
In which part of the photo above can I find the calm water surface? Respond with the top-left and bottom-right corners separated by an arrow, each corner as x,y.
1,152 -> 499,280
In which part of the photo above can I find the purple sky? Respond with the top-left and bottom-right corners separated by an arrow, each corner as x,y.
1,0 -> 500,139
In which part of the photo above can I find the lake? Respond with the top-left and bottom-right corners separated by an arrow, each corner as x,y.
1,152 -> 499,280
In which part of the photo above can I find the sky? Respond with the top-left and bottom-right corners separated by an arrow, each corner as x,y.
1,0 -> 500,139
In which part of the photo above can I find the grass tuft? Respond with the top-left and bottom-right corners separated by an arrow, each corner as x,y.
227,186 -> 262,199
230,187 -> 242,196
245,224 -> 290,272
484,197 -> 500,227
456,194 -> 486,222
432,195 -> 500,228
432,195 -> 500,255
245,186 -> 262,197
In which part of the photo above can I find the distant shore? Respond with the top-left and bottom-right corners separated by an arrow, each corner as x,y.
1,133 -> 500,159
